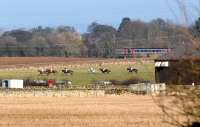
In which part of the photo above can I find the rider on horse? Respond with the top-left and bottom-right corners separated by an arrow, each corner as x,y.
127,65 -> 138,73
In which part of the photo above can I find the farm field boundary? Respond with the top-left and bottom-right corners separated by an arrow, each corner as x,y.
0,85 -> 197,97
0,84 -> 164,97
0,89 -> 106,97
0,86 -> 150,97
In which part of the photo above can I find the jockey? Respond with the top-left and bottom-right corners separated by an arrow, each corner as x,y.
41,68 -> 44,72
128,66 -> 134,71
90,67 -> 93,71
130,66 -> 134,70
89,67 -> 96,73
64,67 -> 68,72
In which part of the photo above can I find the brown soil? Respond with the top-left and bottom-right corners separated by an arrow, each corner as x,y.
0,57 -> 139,68
0,57 -> 104,66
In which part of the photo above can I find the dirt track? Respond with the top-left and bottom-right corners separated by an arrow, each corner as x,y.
0,57 -> 105,66
0,57 -> 143,67
0,96 -> 172,127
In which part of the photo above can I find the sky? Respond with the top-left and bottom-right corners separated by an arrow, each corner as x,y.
0,0 -> 199,33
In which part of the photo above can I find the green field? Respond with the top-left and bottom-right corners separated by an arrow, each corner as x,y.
0,61 -> 155,86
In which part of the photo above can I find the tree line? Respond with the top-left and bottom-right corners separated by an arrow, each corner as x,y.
0,17 -> 199,57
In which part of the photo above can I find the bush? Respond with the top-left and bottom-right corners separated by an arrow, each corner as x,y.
110,77 -> 149,86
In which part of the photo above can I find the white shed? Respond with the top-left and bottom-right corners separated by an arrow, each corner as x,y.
2,79 -> 24,89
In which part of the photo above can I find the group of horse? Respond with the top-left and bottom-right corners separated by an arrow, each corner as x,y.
38,66 -> 138,75
97,67 -> 138,74
38,68 -> 74,75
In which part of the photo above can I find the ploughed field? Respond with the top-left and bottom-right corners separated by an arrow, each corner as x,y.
0,57 -> 154,86
0,96 -> 172,127
0,57 -> 110,67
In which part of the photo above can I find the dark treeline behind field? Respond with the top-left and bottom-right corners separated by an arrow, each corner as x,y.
0,17 -> 200,57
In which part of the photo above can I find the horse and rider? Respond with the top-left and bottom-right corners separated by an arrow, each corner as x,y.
38,67 -> 58,75
38,65 -> 137,75
99,68 -> 111,74
62,67 -> 74,75
127,66 -> 138,73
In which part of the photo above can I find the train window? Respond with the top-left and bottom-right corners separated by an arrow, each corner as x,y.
128,49 -> 131,53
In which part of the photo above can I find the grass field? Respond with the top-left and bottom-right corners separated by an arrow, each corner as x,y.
0,58 -> 155,86
0,96 -> 173,127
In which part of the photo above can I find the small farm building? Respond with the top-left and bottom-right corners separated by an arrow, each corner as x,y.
155,58 -> 200,85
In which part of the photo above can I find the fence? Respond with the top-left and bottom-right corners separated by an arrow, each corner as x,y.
128,83 -> 166,95
0,83 -> 166,97
0,88 -> 105,97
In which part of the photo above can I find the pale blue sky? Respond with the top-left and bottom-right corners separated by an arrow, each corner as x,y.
0,0 -> 199,33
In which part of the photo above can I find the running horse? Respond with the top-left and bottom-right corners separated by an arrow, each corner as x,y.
38,68 -> 47,75
127,66 -> 138,73
99,68 -> 111,74
62,68 -> 74,75
38,68 -> 58,75
46,68 -> 58,75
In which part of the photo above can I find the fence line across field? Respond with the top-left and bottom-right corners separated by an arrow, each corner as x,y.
0,84 -> 198,97
0,83 -> 167,96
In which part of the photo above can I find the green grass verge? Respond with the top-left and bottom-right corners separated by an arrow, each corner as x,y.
0,61 -> 155,86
